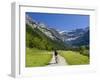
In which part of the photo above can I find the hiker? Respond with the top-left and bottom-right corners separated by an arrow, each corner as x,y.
54,50 -> 58,64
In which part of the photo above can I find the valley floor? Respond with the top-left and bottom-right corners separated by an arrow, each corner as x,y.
26,48 -> 89,67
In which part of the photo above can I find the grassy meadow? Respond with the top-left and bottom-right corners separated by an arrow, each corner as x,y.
59,50 -> 89,65
26,48 -> 52,67
26,48 -> 89,67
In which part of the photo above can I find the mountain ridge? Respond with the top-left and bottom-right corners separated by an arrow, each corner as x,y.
26,15 -> 89,49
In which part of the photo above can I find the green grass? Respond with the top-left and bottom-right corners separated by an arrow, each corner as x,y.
59,51 -> 89,65
26,48 -> 52,67
26,48 -> 89,67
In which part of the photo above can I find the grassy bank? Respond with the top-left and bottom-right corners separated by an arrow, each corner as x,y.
59,51 -> 89,65
26,48 -> 52,67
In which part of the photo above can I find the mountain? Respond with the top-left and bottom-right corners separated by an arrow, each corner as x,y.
26,15 -> 89,49
71,30 -> 89,46
26,15 -> 67,50
63,28 -> 89,47
60,28 -> 87,42
26,15 -> 63,41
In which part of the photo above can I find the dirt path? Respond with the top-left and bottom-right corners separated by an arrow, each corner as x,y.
47,53 -> 68,66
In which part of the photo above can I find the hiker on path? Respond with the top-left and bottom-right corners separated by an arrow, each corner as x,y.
54,50 -> 58,64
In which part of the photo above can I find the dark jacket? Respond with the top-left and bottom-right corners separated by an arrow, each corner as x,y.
54,50 -> 58,56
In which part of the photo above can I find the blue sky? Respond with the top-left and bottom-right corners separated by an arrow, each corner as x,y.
26,12 -> 89,31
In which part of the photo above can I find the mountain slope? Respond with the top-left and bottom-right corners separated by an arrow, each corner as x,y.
60,28 -> 87,41
26,15 -> 63,41
71,30 -> 89,46
26,24 -> 67,50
